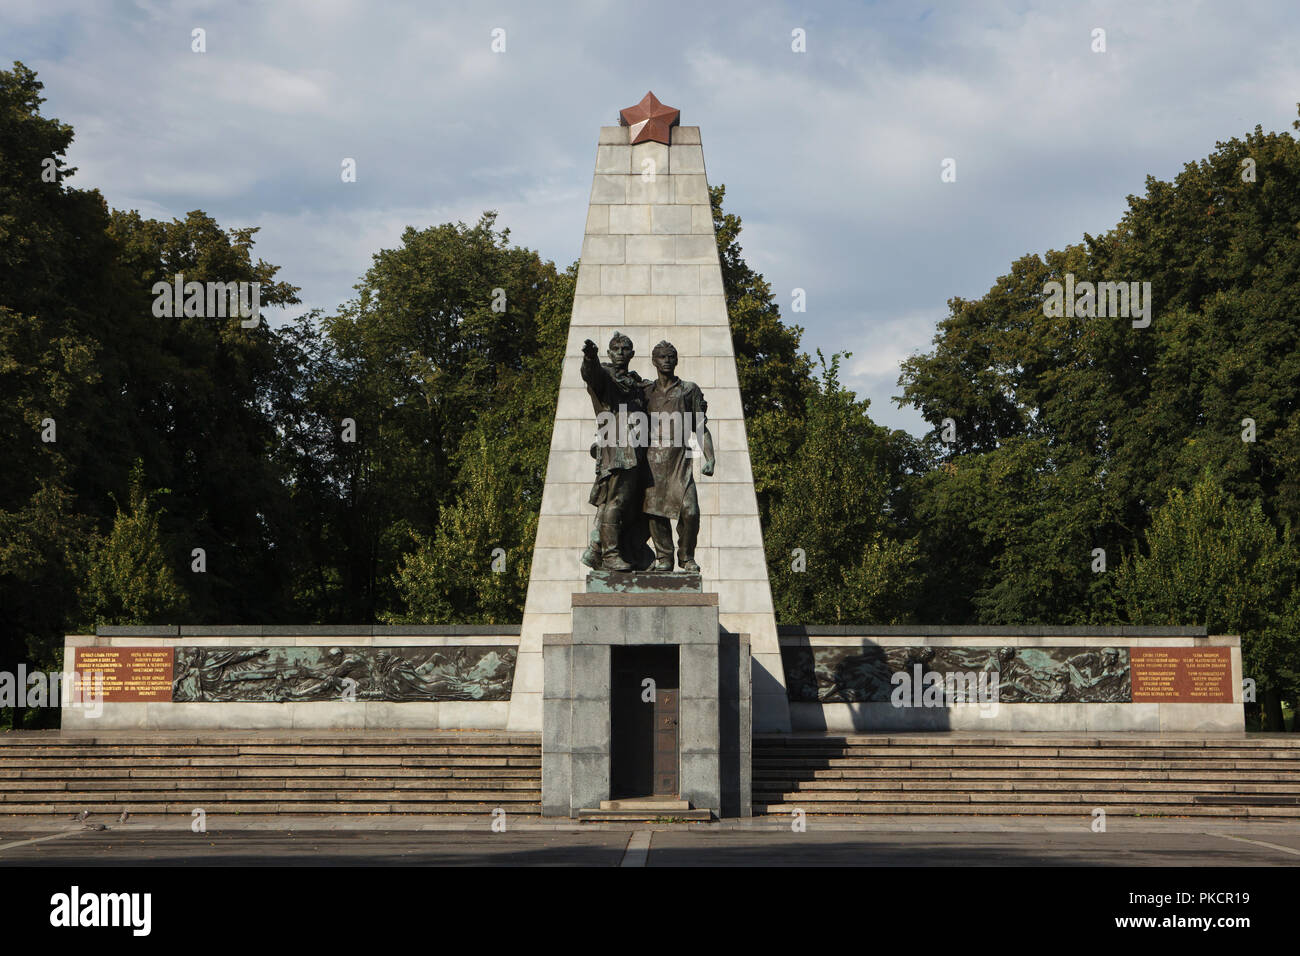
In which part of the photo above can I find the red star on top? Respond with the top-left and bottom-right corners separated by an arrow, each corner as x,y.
618,91 -> 680,145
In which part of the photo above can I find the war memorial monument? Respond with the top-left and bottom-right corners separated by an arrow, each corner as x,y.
53,94 -> 1245,822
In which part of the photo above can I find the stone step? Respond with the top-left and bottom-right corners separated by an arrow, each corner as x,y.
0,738 -> 540,749
0,766 -> 540,780
576,808 -> 712,822
754,747 -> 1300,760
0,802 -> 543,815
764,779 -> 1300,794
0,756 -> 541,769
754,735 -> 1300,748
0,746 -> 539,760
599,798 -> 691,811
2,777 -> 541,792
753,758 -> 1299,770
0,734 -> 541,817
754,802 -> 1300,817
1194,795 -> 1300,806
753,788 -> 1299,805
0,789 -> 540,804
754,768 -> 1300,781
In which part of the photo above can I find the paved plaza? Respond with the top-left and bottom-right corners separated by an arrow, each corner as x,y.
2,817 -> 1298,867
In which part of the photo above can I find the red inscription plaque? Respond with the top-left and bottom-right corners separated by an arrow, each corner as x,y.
73,647 -> 174,702
1130,647 -> 1233,703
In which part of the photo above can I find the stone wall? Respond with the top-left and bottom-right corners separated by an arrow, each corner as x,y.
779,626 -> 1244,732
61,627 -> 519,730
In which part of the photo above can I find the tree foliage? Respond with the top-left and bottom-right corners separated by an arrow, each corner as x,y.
78,463 -> 188,627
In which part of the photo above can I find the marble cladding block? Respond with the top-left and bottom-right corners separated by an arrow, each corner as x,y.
651,205 -> 693,235
584,205 -> 609,236
679,752 -> 721,809
541,747 -> 571,816
680,699 -> 720,754
542,643 -> 572,700
626,175 -> 674,204
614,298 -> 669,328
506,690 -> 542,731
595,145 -> 631,174
631,141 -> 669,174
599,265 -> 650,294
572,294 -> 624,323
570,698 -> 610,752
570,752 -> 611,811
669,145 -> 705,173
699,325 -> 736,357
590,175 -> 626,204
674,235 -> 719,264
570,644 -> 610,700
681,644 -> 720,698
575,265 -> 601,294
673,175 -> 709,204
580,235 -> 624,264
650,265 -> 699,295
609,204 -> 652,235
625,235 -> 677,264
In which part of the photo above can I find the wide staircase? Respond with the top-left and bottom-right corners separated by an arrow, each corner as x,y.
755,733 -> 1300,819
9,731 -> 1300,821
0,731 -> 541,818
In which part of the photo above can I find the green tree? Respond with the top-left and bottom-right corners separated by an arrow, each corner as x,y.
78,463 -> 188,627
385,436 -> 535,625
384,263 -> 574,623
761,353 -> 919,624
1111,471 -> 1299,728
0,62 -> 115,727
290,215 -> 562,621
897,107 -> 1300,628
107,208 -> 301,623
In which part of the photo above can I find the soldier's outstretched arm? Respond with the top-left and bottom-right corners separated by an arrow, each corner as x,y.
580,339 -> 611,390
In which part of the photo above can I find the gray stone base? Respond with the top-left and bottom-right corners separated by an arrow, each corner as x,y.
542,591 -> 751,818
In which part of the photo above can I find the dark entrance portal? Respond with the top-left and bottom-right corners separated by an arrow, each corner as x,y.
611,646 -> 679,798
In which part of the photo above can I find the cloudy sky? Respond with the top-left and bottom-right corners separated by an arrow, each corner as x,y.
5,0 -> 1299,433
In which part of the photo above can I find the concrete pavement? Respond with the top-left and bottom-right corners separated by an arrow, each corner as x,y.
2,815 -> 1300,866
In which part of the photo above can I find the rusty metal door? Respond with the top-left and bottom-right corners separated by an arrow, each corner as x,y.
653,688 -> 679,795
611,646 -> 679,799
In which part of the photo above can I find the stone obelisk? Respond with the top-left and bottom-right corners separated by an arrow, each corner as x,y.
508,93 -> 791,733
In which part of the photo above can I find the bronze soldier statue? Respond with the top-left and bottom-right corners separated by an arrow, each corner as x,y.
642,340 -> 714,572
580,332 -> 652,572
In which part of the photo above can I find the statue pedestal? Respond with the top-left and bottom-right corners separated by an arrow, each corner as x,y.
584,569 -> 702,594
541,585 -> 751,819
